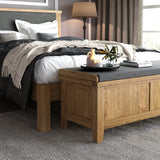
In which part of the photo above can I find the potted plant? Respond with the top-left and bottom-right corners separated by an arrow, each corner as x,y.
99,45 -> 123,67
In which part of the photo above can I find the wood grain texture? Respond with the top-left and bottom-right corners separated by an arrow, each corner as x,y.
0,8 -> 62,132
67,113 -> 92,128
59,69 -> 98,83
98,74 -> 160,87
61,81 -> 68,129
65,82 -> 92,119
104,109 -> 160,130
103,82 -> 149,121
61,80 -> 93,129
56,12 -> 61,37
92,85 -> 104,143
32,83 -> 60,101
0,8 -> 62,13
150,80 -> 160,110
32,83 -> 60,132
36,84 -> 51,132
59,69 -> 160,143
25,8 -> 61,132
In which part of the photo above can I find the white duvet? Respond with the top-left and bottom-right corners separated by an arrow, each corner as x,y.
2,40 -> 135,88
34,54 -> 104,84
33,51 -> 160,84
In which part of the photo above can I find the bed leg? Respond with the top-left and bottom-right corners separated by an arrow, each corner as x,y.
37,85 -> 51,132
61,81 -> 68,129
92,85 -> 104,143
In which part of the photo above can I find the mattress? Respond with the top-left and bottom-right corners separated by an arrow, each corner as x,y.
33,51 -> 160,84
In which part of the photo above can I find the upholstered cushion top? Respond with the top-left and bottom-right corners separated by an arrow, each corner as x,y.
67,61 -> 160,82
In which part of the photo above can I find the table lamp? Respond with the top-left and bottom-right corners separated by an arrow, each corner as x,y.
72,2 -> 97,39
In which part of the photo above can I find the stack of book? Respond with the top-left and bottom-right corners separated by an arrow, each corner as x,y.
120,60 -> 152,68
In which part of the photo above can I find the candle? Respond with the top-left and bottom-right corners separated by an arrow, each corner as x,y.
94,60 -> 102,67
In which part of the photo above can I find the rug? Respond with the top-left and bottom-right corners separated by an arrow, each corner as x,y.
0,108 -> 160,160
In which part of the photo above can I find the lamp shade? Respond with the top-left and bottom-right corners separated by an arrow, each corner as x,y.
72,2 -> 97,18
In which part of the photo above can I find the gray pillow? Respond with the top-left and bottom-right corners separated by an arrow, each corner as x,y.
37,32 -> 58,41
0,31 -> 29,43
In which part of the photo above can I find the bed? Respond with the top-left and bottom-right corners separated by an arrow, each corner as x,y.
0,8 -> 160,133
0,8 -> 108,132
0,8 -> 62,132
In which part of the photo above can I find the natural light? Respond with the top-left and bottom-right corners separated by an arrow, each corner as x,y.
142,0 -> 160,51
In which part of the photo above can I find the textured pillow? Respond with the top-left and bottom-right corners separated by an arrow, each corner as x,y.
0,31 -> 28,43
37,33 -> 58,41
15,19 -> 58,39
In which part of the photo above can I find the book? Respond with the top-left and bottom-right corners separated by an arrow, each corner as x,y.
120,60 -> 152,68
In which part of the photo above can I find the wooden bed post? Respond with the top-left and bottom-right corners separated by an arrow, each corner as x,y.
56,12 -> 61,37
37,84 -> 51,132
32,82 -> 60,132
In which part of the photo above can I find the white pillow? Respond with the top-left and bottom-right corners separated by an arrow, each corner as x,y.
0,31 -> 29,43
15,19 -> 58,39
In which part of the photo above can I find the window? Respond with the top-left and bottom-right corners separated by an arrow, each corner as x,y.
142,0 -> 160,50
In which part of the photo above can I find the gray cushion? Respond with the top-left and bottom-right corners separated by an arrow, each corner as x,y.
68,61 -> 160,82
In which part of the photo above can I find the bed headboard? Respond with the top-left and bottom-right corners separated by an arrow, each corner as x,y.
0,8 -> 62,37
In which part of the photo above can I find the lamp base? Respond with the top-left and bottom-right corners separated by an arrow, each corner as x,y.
83,17 -> 86,39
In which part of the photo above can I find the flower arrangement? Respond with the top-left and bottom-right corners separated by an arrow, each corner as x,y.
99,45 -> 123,66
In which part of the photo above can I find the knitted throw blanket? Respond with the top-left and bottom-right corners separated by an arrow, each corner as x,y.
1,40 -> 136,89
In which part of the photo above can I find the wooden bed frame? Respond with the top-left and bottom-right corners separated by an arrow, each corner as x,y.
27,9 -> 62,132
0,8 -> 62,132
32,83 -> 60,132
26,9 -> 62,132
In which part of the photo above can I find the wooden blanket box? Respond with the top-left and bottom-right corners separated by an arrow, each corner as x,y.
58,66 -> 160,143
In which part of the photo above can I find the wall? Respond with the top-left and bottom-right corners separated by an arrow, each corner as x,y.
59,0 -> 88,39
0,0 -> 55,10
58,0 -> 97,40
0,0 -> 97,40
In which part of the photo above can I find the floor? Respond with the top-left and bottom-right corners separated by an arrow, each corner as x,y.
1,95 -> 160,160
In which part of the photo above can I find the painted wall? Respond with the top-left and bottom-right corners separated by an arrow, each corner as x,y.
0,0 -> 97,40
0,0 -> 55,10
58,0 -> 97,40
59,0 -> 88,39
